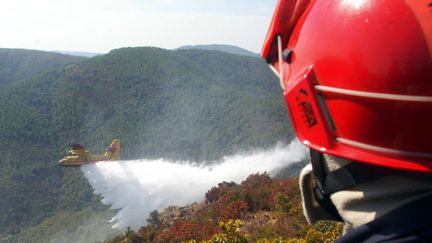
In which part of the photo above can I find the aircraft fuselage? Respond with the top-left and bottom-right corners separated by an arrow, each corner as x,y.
57,155 -> 109,167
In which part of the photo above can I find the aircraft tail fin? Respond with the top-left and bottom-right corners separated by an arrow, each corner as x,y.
104,139 -> 121,160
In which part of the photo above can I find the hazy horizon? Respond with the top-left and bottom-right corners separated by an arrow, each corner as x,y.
17,43 -> 260,56
0,0 -> 277,54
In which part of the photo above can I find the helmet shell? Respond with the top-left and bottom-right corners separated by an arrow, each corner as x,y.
262,0 -> 432,172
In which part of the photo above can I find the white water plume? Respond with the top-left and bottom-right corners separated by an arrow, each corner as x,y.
81,140 -> 307,230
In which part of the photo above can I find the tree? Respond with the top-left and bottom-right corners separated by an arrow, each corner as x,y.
274,193 -> 292,214
206,219 -> 248,243
146,210 -> 160,227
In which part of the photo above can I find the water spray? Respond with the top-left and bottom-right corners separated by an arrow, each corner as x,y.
81,140 -> 307,230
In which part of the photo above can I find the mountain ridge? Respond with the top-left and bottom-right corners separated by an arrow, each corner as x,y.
52,50 -> 102,58
176,44 -> 260,57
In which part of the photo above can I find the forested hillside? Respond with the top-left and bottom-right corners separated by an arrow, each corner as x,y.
54,47 -> 293,161
0,47 -> 295,242
0,49 -> 88,239
0,49 -> 84,85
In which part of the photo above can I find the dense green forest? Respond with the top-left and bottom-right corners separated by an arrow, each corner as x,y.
0,47 -> 298,242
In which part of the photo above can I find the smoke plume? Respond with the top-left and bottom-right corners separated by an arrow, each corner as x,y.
81,140 -> 307,230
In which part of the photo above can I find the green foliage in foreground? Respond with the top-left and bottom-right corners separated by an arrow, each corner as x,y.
205,219 -> 249,243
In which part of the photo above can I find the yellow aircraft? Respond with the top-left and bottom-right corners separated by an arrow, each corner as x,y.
57,139 -> 120,167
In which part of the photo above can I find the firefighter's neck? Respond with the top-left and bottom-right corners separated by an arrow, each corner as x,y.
323,154 -> 432,232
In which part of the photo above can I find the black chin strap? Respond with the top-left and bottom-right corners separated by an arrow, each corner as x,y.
309,149 -> 342,221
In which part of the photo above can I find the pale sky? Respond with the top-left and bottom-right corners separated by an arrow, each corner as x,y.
0,0 -> 278,54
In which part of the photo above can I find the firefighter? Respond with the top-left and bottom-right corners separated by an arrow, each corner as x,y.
262,0 -> 432,241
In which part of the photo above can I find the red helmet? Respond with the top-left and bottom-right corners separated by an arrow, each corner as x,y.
262,0 -> 432,172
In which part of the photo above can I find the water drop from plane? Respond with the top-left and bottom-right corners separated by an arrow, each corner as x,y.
81,140 -> 307,230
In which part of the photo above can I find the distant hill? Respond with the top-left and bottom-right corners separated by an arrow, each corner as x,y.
177,44 -> 259,57
0,48 -> 85,85
53,50 -> 103,58
0,47 -> 294,241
